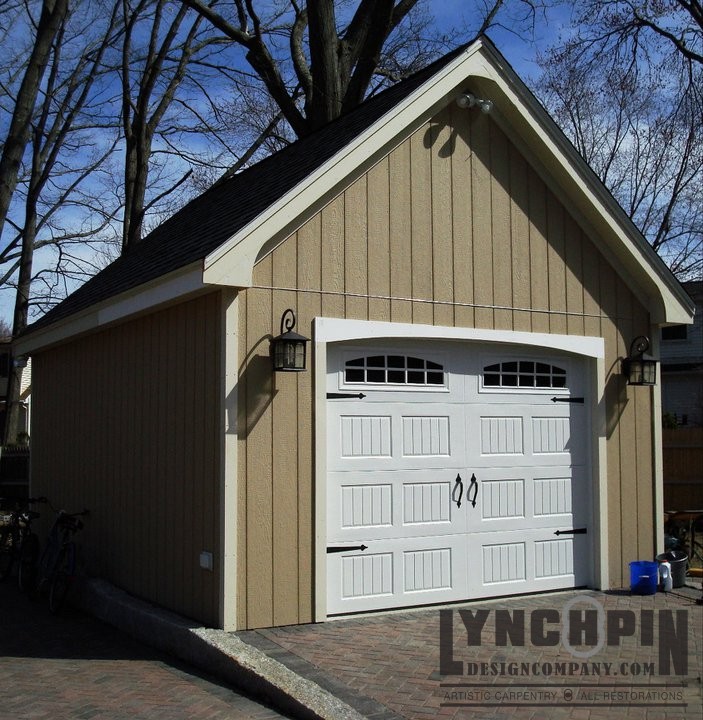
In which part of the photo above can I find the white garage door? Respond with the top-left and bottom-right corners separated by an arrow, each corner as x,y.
326,341 -> 592,615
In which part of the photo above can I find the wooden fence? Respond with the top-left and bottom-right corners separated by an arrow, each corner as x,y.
663,427 -> 703,510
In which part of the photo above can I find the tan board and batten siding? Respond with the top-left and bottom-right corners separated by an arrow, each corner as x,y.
31,293 -> 222,626
239,105 -> 655,629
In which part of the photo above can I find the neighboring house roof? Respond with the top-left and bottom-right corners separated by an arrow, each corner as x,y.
18,36 -> 695,353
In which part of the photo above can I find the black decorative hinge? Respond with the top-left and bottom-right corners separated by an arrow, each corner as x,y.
551,397 -> 584,404
554,528 -> 587,536
327,544 -> 368,554
327,392 -> 367,399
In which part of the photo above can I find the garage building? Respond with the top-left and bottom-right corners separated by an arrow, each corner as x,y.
17,37 -> 694,630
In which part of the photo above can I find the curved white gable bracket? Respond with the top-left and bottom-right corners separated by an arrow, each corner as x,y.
202,37 -> 693,327
315,317 -> 604,358
202,41 -> 490,289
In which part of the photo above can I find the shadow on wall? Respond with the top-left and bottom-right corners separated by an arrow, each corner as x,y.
604,357 -> 630,440
234,336 -> 277,440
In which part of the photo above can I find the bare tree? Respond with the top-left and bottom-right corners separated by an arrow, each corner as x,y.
0,0 -> 68,242
0,316 -> 11,341
0,0 -> 549,334
567,0 -> 703,69
536,1 -> 703,279
120,0 -> 225,248
179,0 -> 526,139
1,0 -> 123,443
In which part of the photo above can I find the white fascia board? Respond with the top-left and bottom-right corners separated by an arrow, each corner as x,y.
15,263 -> 205,355
202,41 -> 490,288
476,44 -> 694,326
315,317 -> 605,359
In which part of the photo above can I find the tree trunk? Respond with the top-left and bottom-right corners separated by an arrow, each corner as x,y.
0,0 -> 68,240
122,131 -> 150,250
4,190 -> 38,445
306,1 -> 342,128
1,0 -> 68,446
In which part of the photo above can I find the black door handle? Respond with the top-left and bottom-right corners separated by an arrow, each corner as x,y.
452,474 -> 464,508
468,473 -> 479,508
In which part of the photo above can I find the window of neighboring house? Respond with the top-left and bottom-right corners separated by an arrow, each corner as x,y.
661,325 -> 688,341
344,355 -> 445,386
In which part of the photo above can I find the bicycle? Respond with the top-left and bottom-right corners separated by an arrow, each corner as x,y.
0,496 -> 47,592
34,508 -> 89,614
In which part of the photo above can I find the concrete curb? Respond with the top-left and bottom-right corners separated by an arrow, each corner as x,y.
76,578 -> 366,720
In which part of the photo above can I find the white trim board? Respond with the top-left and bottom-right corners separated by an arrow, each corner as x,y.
312,317 -> 608,621
314,318 -> 605,359
16,263 -> 206,355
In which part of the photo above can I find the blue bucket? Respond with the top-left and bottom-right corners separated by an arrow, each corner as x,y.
629,560 -> 658,595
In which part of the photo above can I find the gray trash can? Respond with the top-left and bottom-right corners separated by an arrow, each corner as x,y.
657,551 -> 688,588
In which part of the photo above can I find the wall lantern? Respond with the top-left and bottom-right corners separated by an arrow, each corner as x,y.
622,336 -> 658,386
271,309 -> 308,372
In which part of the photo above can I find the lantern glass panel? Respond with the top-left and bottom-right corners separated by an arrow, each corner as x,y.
274,338 -> 306,371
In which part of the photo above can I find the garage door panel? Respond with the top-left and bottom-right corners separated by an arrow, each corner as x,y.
326,534 -> 468,615
328,468 -> 469,541
338,414 -> 393,459
465,404 -> 587,467
469,466 -> 590,532
533,467 -> 590,524
326,341 -> 592,615
328,404 -> 465,472
467,529 -> 590,597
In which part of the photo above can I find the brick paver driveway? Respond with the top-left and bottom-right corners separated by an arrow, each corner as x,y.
243,588 -> 703,720
0,581 -> 287,720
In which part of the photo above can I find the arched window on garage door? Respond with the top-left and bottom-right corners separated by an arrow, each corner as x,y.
344,355 -> 445,386
482,360 -> 567,389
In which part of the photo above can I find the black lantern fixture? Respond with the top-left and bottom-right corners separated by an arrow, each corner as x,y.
271,309 -> 309,372
622,335 -> 657,386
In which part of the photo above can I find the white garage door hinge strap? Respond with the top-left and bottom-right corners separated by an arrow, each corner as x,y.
551,396 -> 584,403
327,392 -> 367,399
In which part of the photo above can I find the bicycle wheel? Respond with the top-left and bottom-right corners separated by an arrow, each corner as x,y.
0,528 -> 17,581
18,533 -> 40,593
49,544 -> 74,614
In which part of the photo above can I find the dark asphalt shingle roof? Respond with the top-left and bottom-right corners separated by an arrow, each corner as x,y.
27,43 -> 469,335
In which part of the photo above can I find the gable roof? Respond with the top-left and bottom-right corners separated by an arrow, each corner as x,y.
19,36 -> 695,352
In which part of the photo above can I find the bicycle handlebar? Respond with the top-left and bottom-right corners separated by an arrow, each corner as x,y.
55,509 -> 89,532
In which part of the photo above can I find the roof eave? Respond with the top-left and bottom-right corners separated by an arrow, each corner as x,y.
16,262 -> 205,355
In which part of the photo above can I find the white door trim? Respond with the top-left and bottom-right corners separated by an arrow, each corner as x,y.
315,318 -> 605,358
313,318 -> 607,621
